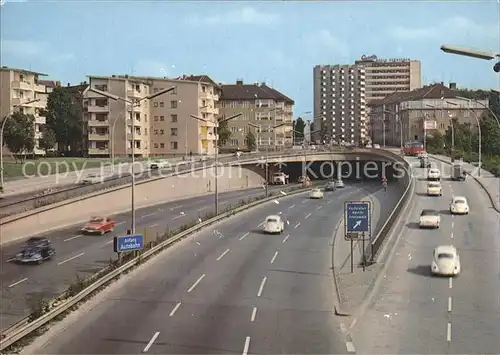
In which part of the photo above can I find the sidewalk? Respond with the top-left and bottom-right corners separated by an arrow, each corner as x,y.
429,154 -> 500,213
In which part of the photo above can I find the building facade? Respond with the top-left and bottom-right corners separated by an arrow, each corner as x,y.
218,80 -> 294,151
83,74 -> 220,157
369,83 -> 488,147
0,67 -> 50,155
313,64 -> 367,145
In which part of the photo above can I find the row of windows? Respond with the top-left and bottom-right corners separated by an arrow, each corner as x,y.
153,142 -> 178,149
154,128 -> 179,136
153,100 -> 178,108
366,75 -> 411,81
367,69 -> 410,74
154,114 -> 177,122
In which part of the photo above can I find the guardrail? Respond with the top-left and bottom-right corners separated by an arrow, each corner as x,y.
0,186 -> 310,352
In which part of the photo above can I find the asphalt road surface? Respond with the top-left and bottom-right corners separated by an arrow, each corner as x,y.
23,181 -> 401,354
350,157 -> 500,354
0,185 -> 292,331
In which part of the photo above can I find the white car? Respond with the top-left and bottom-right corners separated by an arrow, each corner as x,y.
427,168 -> 441,181
431,245 -> 461,276
419,209 -> 440,228
80,174 -> 102,184
263,215 -> 285,234
427,181 -> 442,196
450,196 -> 469,215
310,188 -> 324,199
418,152 -> 428,158
149,160 -> 169,170
336,179 -> 345,188
373,144 -> 381,149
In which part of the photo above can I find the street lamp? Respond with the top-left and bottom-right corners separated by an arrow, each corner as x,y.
440,45 -> 499,60
89,86 -> 176,233
1,98 -> 41,190
189,112 -> 242,214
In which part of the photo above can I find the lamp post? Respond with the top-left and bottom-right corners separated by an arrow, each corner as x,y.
440,45 -> 499,61
189,113 -> 242,214
110,114 -> 124,171
89,86 -> 176,234
1,98 -> 41,190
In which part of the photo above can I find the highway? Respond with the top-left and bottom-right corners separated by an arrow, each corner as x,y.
351,157 -> 500,354
0,185 -> 290,331
22,181 -> 401,354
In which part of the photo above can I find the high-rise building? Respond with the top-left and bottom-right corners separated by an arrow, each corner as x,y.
0,66 -> 51,155
313,64 -> 367,145
83,74 -> 220,157
218,80 -> 294,151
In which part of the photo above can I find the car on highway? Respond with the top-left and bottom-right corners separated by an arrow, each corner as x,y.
336,179 -> 345,188
15,237 -> 55,264
373,144 -> 381,149
263,215 -> 285,234
419,209 -> 440,229
427,168 -> 441,181
426,181 -> 442,196
450,196 -> 469,215
310,188 -> 324,199
418,152 -> 428,159
80,174 -> 102,184
324,181 -> 336,191
431,245 -> 461,276
149,160 -> 169,170
81,216 -> 116,235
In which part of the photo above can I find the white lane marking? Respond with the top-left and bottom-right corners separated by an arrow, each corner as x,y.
148,223 -> 158,228
57,252 -> 85,266
301,200 -> 308,203
451,221 -> 454,228
169,302 -> 181,317
282,235 -> 290,244
316,205 -> 322,210
143,331 -> 160,352
220,201 -> 229,205
446,323 -> 452,342
327,200 -> 333,204
104,239 -> 114,245
197,206 -> 208,212
450,232 -> 454,239
8,278 -> 27,288
449,277 -> 453,289
216,249 -> 230,261
239,232 -> 250,241
448,297 -> 452,312
116,221 -> 125,226
294,222 -> 300,228
288,204 -> 296,209
270,251 -> 278,264
257,277 -> 267,297
242,336 -> 251,355
141,212 -> 156,218
64,234 -> 83,242
250,307 -> 257,322
173,214 -> 186,220
187,274 -> 206,293
346,341 -> 356,353
305,213 -> 312,219
257,222 -> 264,228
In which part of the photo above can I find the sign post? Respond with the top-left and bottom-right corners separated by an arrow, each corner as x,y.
113,233 -> 144,256
344,201 -> 371,272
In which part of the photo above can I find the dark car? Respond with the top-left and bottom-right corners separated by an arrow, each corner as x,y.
324,181 -> 336,191
15,237 -> 55,264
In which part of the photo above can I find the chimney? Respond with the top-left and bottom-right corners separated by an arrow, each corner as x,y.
449,82 -> 457,90
236,79 -> 243,85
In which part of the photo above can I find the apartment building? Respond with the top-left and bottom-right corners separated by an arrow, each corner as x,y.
313,64 -> 367,145
369,83 -> 488,146
0,66 -> 50,155
83,74 -> 219,157
218,80 -> 294,150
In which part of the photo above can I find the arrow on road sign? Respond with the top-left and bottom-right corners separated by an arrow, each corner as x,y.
353,220 -> 361,229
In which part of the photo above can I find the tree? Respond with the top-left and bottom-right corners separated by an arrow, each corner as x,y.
45,87 -> 83,154
293,117 -> 305,144
2,112 -> 35,159
245,131 -> 256,151
39,126 -> 57,154
217,118 -> 231,147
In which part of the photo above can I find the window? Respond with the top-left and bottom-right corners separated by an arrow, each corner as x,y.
160,129 -> 164,135
154,143 -> 159,148
160,143 -> 165,148
154,116 -> 159,121
160,102 -> 164,108
154,129 -> 158,135
230,139 -> 239,146
171,128 -> 178,136
171,141 -> 178,149
170,100 -> 178,108
201,86 -> 206,93
160,116 -> 165,121
145,128 -> 148,135
154,102 -> 158,107
94,84 -> 108,91
170,87 -> 177,95
171,114 -> 178,123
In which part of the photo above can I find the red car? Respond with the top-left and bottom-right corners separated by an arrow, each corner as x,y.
81,216 -> 116,235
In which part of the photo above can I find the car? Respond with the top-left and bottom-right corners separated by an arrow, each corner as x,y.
418,152 -> 428,159
310,188 -> 324,199
324,181 -> 336,191
431,245 -> 460,276
427,168 -> 441,181
450,196 -> 469,215
15,237 -> 55,264
373,144 -> 381,149
149,160 -> 169,170
80,174 -> 102,184
263,215 -> 285,234
427,181 -> 442,196
336,179 -> 345,188
81,216 -> 116,235
419,209 -> 440,228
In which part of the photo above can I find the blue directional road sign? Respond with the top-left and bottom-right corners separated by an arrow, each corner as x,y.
114,234 -> 144,253
344,201 -> 371,233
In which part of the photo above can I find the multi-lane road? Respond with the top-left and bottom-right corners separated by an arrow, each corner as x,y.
20,181 -> 400,354
350,157 -> 500,354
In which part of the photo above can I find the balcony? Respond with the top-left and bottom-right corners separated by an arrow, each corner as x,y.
200,106 -> 219,115
127,89 -> 143,98
35,116 -> 46,124
87,105 -> 109,113
32,100 -> 47,108
200,133 -> 217,141
34,84 -> 45,93
89,147 -> 110,155
89,133 -> 110,141
12,81 -> 32,91
88,119 -> 110,127
200,92 -> 219,101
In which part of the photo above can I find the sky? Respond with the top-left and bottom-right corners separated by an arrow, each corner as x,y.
0,0 -> 499,116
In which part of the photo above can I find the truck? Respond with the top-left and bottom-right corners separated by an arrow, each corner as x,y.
451,163 -> 466,181
271,172 -> 289,185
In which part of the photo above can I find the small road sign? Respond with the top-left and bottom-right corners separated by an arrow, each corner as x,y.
114,234 -> 144,253
345,201 -> 371,233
